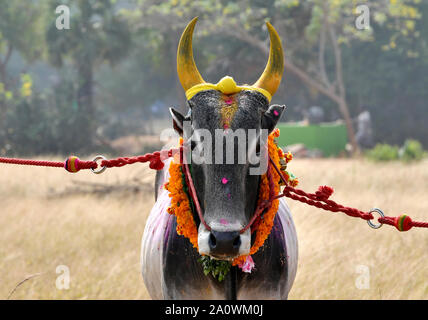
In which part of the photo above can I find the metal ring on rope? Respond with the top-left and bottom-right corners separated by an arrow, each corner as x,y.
91,155 -> 107,174
367,208 -> 385,229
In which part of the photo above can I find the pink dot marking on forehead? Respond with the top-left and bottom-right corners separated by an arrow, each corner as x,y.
273,110 -> 279,116
224,97 -> 234,105
220,218 -> 229,225
221,177 -> 228,184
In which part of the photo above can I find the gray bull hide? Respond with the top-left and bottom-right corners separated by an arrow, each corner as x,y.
141,17 -> 298,300
141,91 -> 298,299
141,159 -> 298,299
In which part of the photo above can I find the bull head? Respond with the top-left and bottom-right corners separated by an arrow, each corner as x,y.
171,17 -> 285,260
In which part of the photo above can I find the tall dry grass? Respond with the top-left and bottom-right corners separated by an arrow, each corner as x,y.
0,158 -> 427,299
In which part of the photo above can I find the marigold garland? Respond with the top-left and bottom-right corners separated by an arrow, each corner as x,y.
165,129 -> 298,266
165,147 -> 199,249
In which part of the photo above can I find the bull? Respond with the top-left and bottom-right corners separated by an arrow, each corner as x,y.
141,18 -> 298,300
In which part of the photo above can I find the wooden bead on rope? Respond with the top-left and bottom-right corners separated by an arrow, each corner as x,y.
394,214 -> 413,232
64,156 -> 81,173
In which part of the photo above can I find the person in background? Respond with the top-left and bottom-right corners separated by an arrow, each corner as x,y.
305,105 -> 325,125
355,106 -> 374,149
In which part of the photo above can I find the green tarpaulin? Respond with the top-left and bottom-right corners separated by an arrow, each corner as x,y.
276,122 -> 348,156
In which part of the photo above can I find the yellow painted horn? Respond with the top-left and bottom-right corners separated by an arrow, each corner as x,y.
252,22 -> 284,97
177,17 -> 205,92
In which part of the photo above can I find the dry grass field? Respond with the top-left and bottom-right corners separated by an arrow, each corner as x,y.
0,157 -> 427,299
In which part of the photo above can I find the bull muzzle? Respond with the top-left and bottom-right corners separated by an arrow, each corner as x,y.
198,223 -> 251,260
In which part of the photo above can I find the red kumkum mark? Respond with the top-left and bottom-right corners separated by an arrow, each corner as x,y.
224,97 -> 234,105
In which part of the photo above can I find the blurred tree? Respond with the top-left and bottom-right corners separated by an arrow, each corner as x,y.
0,0 -> 426,155
127,0 -> 421,153
0,0 -> 46,138
0,1 -> 46,86
45,0 -> 132,151
343,0 -> 428,148
95,27 -> 180,136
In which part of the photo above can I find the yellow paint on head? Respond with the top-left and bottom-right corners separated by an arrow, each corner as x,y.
186,76 -> 272,101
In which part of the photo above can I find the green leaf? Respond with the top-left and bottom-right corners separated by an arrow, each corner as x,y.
198,255 -> 231,282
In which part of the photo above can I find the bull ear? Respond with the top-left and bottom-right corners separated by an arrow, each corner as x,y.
262,105 -> 286,133
170,107 -> 185,136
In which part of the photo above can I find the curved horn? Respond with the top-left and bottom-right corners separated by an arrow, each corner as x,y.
253,22 -> 284,97
177,17 -> 205,92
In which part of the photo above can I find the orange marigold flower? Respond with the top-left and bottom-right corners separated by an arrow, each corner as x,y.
166,130 -> 284,265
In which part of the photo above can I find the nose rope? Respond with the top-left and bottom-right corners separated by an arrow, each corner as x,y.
180,147 -> 212,232
180,150 -> 277,235
239,160 -> 276,234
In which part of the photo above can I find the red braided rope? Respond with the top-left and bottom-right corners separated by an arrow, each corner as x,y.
0,157 -> 65,168
267,156 -> 427,231
281,186 -> 373,220
180,148 -> 212,232
240,160 -> 274,234
0,150 -> 427,232
0,149 -> 180,172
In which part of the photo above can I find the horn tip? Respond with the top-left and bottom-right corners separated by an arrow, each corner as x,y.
190,16 -> 199,25
266,21 -> 279,36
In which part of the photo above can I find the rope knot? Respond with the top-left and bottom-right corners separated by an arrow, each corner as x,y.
149,154 -> 164,170
315,185 -> 334,200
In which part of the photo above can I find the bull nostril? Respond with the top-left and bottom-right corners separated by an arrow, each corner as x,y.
233,235 -> 241,249
208,231 -> 241,256
209,233 -> 217,249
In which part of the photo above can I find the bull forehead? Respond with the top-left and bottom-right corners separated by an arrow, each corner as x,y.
187,90 -> 263,224
190,90 -> 269,131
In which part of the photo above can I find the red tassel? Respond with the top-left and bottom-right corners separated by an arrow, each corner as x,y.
316,185 -> 334,200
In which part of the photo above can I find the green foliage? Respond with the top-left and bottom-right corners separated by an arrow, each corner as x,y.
399,139 -> 426,162
44,0 -> 132,151
0,1 -> 47,64
366,139 -> 426,163
366,144 -> 399,162
198,255 -> 231,282
0,0 -> 427,155
0,73 -> 99,156
46,0 -> 132,68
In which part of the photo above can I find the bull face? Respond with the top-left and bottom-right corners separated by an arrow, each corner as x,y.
170,18 -> 285,260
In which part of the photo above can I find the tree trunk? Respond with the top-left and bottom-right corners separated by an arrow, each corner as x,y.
337,98 -> 358,152
0,44 -> 13,88
77,61 -> 94,150
0,64 -> 7,87
0,45 -> 13,140
222,26 -> 360,154
327,23 -> 359,153
170,30 -> 186,113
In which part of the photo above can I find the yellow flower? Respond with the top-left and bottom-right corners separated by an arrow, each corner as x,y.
20,74 -> 33,98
